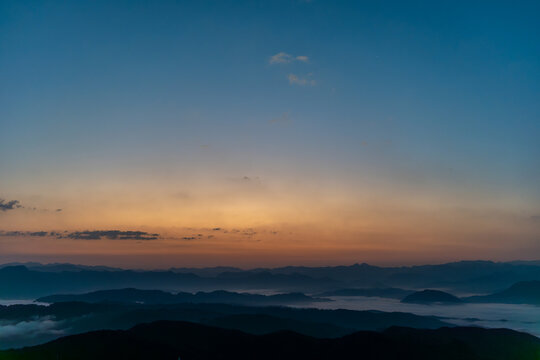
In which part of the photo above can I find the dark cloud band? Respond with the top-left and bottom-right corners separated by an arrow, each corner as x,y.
0,230 -> 159,240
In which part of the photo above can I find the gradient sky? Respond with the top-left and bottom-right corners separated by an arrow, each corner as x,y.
1,0 -> 539,268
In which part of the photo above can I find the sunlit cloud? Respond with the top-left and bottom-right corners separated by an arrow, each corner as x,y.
269,52 -> 309,64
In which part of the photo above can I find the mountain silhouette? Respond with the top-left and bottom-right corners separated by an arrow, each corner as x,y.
1,320 -> 539,360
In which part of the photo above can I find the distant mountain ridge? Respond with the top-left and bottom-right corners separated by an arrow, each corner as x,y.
0,265 -> 335,298
37,288 -> 328,306
2,260 -> 540,298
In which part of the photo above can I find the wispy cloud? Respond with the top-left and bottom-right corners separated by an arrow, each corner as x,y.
288,74 -> 316,86
269,52 -> 309,64
0,199 -> 22,212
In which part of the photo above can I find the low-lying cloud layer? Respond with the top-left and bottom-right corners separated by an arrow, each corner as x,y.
0,318 -> 64,345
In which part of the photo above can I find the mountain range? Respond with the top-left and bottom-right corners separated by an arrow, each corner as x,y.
3,260 -> 540,298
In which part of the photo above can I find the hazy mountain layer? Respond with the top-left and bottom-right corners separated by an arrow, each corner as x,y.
0,301 -> 448,348
37,288 -> 328,306
465,281 -> 540,305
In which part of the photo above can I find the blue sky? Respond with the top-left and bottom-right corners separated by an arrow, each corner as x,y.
0,0 -> 539,266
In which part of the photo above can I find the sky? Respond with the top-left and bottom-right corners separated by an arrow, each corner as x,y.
0,0 -> 539,268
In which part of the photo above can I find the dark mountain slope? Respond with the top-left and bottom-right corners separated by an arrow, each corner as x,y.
2,321 -> 539,360
204,314 -> 353,337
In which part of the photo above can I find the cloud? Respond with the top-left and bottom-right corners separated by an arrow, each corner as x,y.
0,199 -> 63,213
0,318 -> 64,340
179,232 -> 206,241
29,231 -> 48,237
0,231 -> 51,237
288,74 -> 316,86
0,230 -> 159,240
67,230 -> 159,240
269,52 -> 309,64
0,199 -> 22,212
